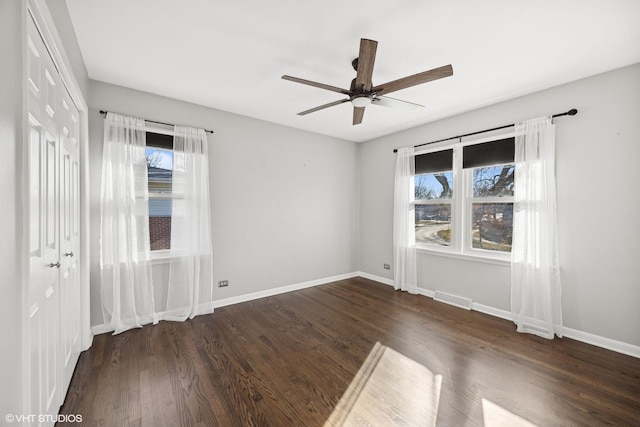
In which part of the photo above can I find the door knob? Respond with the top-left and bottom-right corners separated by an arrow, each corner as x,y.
49,261 -> 60,269
64,251 -> 74,257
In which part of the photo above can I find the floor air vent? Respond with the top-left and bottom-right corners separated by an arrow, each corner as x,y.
433,291 -> 472,310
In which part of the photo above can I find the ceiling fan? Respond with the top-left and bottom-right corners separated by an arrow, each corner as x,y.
282,38 -> 453,125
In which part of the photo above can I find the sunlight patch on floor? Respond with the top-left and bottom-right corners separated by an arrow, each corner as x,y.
325,342 -> 442,426
482,398 -> 538,427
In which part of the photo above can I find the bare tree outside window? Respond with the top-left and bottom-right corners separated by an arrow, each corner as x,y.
146,151 -> 165,168
415,172 -> 453,246
473,165 -> 514,197
471,164 -> 514,252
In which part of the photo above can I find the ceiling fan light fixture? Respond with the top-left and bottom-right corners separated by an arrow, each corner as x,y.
351,95 -> 372,108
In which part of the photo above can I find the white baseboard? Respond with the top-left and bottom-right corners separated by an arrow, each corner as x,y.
417,288 -> 435,298
428,289 -> 640,359
89,271 -> 640,359
90,272 -> 360,335
355,274 -> 639,359
212,272 -> 359,309
562,327 -> 640,359
356,271 -> 395,287
355,272 -> 438,297
472,302 -> 512,321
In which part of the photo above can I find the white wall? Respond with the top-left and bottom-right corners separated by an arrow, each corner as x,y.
46,0 -> 89,96
88,81 -> 359,327
0,0 -> 25,418
359,63 -> 640,347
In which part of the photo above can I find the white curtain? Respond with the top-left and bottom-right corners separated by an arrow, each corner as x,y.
393,146 -> 418,293
100,112 -> 156,334
511,116 -> 563,339
161,125 -> 214,321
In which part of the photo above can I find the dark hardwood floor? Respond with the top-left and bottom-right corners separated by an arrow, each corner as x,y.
58,277 -> 640,426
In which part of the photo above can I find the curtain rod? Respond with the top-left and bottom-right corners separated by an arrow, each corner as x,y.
99,110 -> 214,134
392,108 -> 577,153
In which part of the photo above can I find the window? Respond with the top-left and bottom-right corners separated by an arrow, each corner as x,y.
469,164 -> 514,252
414,136 -> 515,259
146,132 -> 174,251
414,149 -> 454,247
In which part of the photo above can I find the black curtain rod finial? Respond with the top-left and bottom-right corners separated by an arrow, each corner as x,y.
551,108 -> 578,119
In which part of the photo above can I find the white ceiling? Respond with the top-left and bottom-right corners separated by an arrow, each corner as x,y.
66,0 -> 640,142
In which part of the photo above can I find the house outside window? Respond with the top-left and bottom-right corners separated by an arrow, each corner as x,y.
414,136 -> 515,260
146,132 -> 174,251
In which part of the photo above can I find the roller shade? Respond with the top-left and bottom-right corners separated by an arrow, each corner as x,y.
463,137 -> 514,169
415,149 -> 453,174
146,131 -> 173,149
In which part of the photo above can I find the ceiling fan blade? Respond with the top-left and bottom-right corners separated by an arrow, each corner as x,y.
282,75 -> 351,95
372,64 -> 453,96
297,98 -> 350,116
354,39 -> 378,92
372,95 -> 425,111
353,107 -> 365,125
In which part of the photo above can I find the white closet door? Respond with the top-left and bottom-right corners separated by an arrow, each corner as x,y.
59,91 -> 82,394
27,15 -> 60,422
26,13 -> 82,425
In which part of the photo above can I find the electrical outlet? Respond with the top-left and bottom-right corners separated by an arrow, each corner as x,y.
383,264 -> 390,270
218,280 -> 229,287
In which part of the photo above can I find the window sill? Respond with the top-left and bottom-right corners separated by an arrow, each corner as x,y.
414,246 -> 511,267
150,250 -> 172,264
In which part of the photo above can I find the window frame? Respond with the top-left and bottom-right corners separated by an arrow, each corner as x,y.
413,131 -> 515,264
